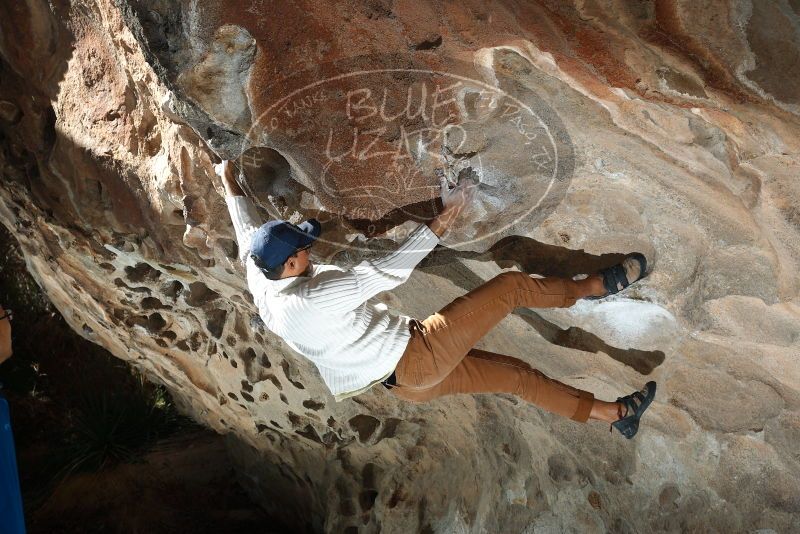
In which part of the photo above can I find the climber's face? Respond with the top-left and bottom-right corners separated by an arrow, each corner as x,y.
282,244 -> 313,278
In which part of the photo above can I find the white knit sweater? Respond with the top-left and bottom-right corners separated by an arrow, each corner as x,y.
226,196 -> 440,400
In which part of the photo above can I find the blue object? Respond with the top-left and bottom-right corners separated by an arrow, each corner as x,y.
250,218 -> 321,270
0,395 -> 25,534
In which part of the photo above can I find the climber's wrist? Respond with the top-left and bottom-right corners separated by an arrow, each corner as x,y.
427,206 -> 458,238
222,174 -> 245,197
216,160 -> 246,197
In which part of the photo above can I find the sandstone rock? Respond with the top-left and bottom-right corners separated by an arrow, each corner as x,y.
0,100 -> 21,124
666,366 -> 784,433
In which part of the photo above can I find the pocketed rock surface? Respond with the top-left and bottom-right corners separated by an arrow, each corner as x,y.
1,1 -> 799,532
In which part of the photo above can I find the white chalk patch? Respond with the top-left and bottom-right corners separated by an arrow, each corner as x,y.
565,298 -> 680,351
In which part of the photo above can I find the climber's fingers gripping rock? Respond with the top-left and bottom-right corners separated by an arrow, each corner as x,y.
215,159 -> 246,197
440,168 -> 480,215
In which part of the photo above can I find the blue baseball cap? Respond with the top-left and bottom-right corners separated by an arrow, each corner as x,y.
250,218 -> 321,270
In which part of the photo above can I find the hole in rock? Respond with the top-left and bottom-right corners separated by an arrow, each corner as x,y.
263,374 -> 282,391
114,278 -> 151,294
280,359 -> 305,389
375,418 -> 402,442
362,463 -> 381,489
146,313 -> 166,332
238,146 -> 318,228
124,262 -> 161,283
140,296 -> 164,309
160,280 -> 183,299
359,490 -> 378,511
240,146 -> 293,196
241,347 -> 257,377
296,425 -> 322,444
233,315 -> 250,341
348,415 -> 380,443
206,308 -> 227,339
387,488 -> 404,509
160,330 -> 177,341
186,281 -> 220,306
302,399 -> 325,411
124,314 -> 149,329
413,34 -> 442,50
42,105 -> 56,151
112,237 -> 135,253
188,331 -> 204,351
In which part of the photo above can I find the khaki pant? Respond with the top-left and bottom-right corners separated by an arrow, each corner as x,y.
388,271 -> 595,422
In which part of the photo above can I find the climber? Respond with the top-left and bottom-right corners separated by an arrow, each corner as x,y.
217,160 -> 656,439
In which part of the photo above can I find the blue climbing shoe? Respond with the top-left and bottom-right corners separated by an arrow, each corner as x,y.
611,381 -> 657,439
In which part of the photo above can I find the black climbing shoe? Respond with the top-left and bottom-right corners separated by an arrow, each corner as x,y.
587,253 -> 648,300
610,381 -> 657,439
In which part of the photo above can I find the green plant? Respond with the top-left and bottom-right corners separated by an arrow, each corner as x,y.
51,381 -> 189,480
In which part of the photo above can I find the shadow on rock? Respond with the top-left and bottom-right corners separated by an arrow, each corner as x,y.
418,234 -> 665,374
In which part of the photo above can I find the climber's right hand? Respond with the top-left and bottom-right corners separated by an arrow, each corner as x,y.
215,160 -> 246,197
440,168 -> 479,214
214,159 -> 233,180
426,169 -> 479,238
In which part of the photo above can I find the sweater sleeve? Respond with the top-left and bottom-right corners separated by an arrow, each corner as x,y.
303,223 -> 439,313
225,196 -> 262,262
225,196 -> 275,325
